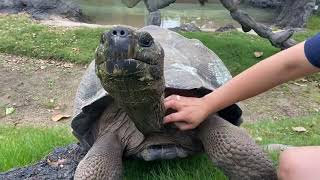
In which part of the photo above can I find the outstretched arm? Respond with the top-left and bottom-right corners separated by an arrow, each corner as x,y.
164,35 -> 320,130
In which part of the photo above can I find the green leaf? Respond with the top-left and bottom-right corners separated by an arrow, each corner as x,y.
5,107 -> 15,115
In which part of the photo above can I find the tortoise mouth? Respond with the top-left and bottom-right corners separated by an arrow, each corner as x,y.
105,58 -> 151,77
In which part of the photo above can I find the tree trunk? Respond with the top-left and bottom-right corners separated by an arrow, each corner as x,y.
276,0 -> 316,28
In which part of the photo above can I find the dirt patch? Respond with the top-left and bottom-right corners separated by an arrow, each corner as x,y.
0,54 -> 319,126
241,79 -> 320,122
0,54 -> 85,126
39,16 -> 112,28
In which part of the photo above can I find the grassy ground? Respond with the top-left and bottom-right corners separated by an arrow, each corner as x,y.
1,114 -> 319,179
0,125 -> 75,172
0,15 -> 103,64
0,14 -> 319,75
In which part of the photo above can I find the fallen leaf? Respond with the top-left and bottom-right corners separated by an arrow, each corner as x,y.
51,114 -> 71,122
254,51 -> 264,58
5,107 -> 15,115
72,48 -> 80,53
292,127 -> 307,133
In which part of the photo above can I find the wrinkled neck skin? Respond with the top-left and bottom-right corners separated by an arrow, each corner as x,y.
99,68 -> 166,135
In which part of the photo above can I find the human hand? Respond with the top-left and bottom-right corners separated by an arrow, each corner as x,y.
163,95 -> 211,130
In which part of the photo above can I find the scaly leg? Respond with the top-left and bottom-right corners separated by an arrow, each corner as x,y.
198,115 -> 277,180
74,134 -> 124,180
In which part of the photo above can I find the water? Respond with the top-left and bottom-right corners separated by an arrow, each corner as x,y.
74,0 -> 277,29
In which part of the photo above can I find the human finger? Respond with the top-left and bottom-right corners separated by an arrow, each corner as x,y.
164,95 -> 181,102
163,111 -> 187,124
164,99 -> 183,110
175,122 -> 195,131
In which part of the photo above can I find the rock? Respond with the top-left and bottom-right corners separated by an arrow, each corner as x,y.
275,0 -> 316,28
169,23 -> 201,32
0,0 -> 88,22
215,24 -> 237,32
248,0 -> 316,28
0,144 -> 86,180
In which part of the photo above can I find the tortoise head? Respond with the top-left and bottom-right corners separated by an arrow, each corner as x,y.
96,26 -> 164,90
95,26 -> 165,133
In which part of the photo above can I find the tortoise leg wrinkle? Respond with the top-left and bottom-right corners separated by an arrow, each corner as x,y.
74,134 -> 123,180
199,115 -> 277,180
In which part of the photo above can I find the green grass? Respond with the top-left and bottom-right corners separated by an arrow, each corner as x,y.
123,155 -> 226,180
245,114 -> 320,146
306,15 -> 320,31
0,125 -> 75,172
1,114 -> 319,179
0,14 -> 319,75
244,114 -> 320,165
0,14 -> 103,64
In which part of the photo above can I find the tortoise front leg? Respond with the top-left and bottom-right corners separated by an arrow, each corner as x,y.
198,115 -> 277,180
74,134 -> 124,180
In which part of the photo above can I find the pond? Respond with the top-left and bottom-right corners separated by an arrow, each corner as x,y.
74,0 -> 278,29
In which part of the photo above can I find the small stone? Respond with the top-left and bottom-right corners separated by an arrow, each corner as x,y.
63,63 -> 73,68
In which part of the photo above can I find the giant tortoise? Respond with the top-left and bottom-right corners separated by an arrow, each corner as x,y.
71,25 -> 277,180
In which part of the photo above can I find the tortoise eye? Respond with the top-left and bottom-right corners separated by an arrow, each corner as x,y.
138,32 -> 153,47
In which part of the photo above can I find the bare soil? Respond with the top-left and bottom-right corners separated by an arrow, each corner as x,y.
0,54 -> 85,126
0,54 -> 319,126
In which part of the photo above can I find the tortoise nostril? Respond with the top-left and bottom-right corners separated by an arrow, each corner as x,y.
111,29 -> 128,37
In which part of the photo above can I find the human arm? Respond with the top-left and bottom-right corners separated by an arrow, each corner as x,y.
164,36 -> 320,130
